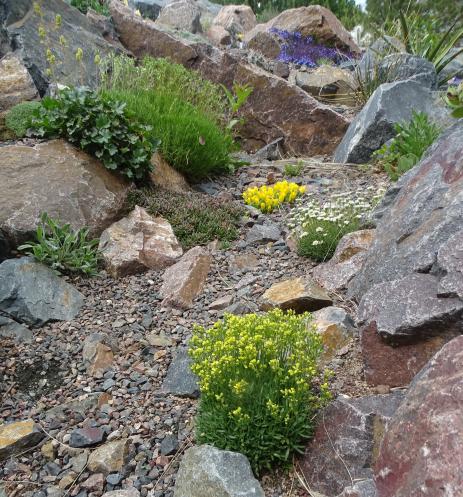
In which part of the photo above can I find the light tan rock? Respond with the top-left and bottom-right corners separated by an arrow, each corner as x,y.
41,441 -> 57,460
313,230 -> 375,292
261,277 -> 332,313
244,5 -> 360,53
99,206 -> 183,278
296,65 -> 358,106
212,5 -> 256,35
160,246 -> 211,309
0,140 -> 130,247
206,25 -> 231,47
155,0 -> 202,33
87,439 -> 130,475
149,153 -> 191,193
0,53 -> 38,112
0,420 -> 45,462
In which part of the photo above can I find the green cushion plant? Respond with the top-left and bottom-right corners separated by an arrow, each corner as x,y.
5,101 -> 42,138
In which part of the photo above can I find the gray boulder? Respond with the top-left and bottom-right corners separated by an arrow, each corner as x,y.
378,53 -> 437,89
0,257 -> 84,327
0,315 -> 32,341
1,0 -> 118,95
334,80 -> 445,164
174,445 -> 265,497
128,0 -> 167,20
155,0 -> 202,33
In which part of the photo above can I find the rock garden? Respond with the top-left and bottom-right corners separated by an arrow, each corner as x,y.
1,1 -> 463,497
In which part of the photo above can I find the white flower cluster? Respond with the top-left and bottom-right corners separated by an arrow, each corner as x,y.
288,186 -> 385,241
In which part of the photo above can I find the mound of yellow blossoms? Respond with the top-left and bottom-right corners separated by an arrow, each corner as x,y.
242,181 -> 306,213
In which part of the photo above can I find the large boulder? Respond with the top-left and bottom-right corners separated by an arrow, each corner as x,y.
0,0 -> 118,95
244,5 -> 360,54
0,257 -> 84,327
129,0 -> 221,22
378,53 -> 437,89
0,140 -> 130,247
212,5 -> 257,36
155,0 -> 202,34
174,445 -> 265,497
0,52 -> 38,111
334,80 -> 447,164
375,336 -> 463,497
301,392 -> 404,497
98,206 -> 183,278
109,0 -> 349,155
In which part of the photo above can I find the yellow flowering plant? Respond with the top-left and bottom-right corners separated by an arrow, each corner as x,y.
189,309 -> 330,473
243,181 -> 306,213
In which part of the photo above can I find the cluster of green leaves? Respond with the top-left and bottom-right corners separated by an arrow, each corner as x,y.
70,0 -> 109,15
18,213 -> 100,276
189,309 -> 330,474
31,87 -> 157,180
445,82 -> 463,118
373,111 -> 441,181
128,188 -> 243,250
284,161 -> 304,177
5,101 -> 42,138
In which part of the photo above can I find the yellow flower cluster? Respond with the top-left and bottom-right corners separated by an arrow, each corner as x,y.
243,181 -> 306,213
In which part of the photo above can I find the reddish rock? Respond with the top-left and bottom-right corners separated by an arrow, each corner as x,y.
301,392 -> 404,497
0,140 -> 129,247
81,473 -> 105,492
360,323 -> 450,387
375,336 -> 463,497
244,5 -> 360,53
246,30 -> 281,59
109,0 -> 349,156
313,230 -> 375,292
206,25 -> 231,46
160,246 -> 211,309
212,5 -> 257,34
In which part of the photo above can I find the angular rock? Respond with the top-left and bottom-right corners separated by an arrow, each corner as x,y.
161,348 -> 199,398
357,273 -> 463,342
149,153 -> 192,193
81,473 -> 105,492
0,53 -> 38,112
334,80 -> 445,164
301,392 -> 404,497
0,140 -> 129,247
261,276 -> 332,313
378,53 -> 437,89
0,257 -> 84,327
174,445 -> 264,497
246,30 -> 280,59
86,8 -> 122,47
99,206 -> 182,278
245,222 -> 281,245
208,295 -> 234,310
244,5 -> 360,53
83,334 -> 115,376
160,246 -> 211,309
110,0 -> 349,155
155,0 -> 202,33
206,25 -> 231,46
313,230 -> 375,292
1,0 -> 118,94
0,420 -> 45,462
375,336 -> 463,497
0,315 -> 32,342
296,65 -> 358,106
69,427 -> 105,448
160,433 -> 179,456
129,0 -> 166,20
45,393 -> 110,420
349,121 -> 463,298
212,5 -> 256,35
87,439 -> 130,475
360,322 -> 450,387
312,306 -> 356,362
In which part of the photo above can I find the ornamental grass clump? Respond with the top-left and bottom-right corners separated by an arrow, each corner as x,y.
189,309 -> 330,474
243,181 -> 306,213
289,187 -> 384,262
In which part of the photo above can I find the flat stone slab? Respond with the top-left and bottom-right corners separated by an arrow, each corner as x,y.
0,420 -> 45,462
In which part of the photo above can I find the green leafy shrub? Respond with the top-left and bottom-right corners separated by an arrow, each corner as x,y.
289,188 -> 384,262
100,55 -> 228,126
189,309 -> 330,474
128,188 -> 242,250
18,212 -> 100,276
284,161 -> 304,177
104,89 -> 235,180
31,87 -> 157,180
373,111 -> 441,181
70,0 -> 109,15
445,81 -> 463,118
5,101 -> 42,138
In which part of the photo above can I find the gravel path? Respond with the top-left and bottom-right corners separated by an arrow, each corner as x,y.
0,159 -> 388,497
